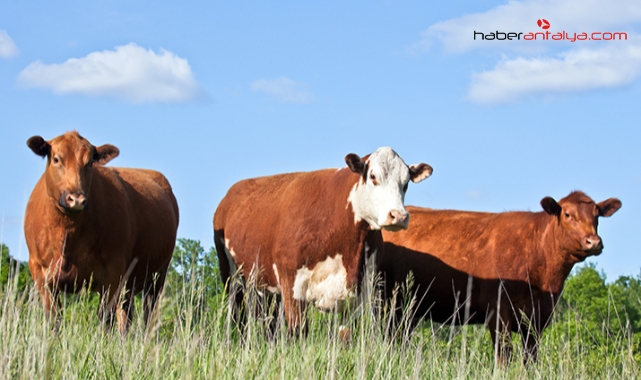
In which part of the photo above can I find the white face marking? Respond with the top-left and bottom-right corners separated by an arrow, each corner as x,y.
347,147 -> 411,230
292,254 -> 355,312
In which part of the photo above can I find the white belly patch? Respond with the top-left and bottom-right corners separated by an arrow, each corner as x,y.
292,254 -> 355,311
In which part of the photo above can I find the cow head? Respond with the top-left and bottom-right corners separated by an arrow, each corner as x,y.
346,147 -> 432,231
541,191 -> 621,262
27,131 -> 119,213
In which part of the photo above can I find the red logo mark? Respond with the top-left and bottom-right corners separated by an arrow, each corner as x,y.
537,19 -> 550,29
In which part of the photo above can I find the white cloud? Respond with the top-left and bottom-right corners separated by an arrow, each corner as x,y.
418,0 -> 641,53
17,43 -> 203,103
251,77 -> 315,104
0,30 -> 19,58
468,38 -> 641,103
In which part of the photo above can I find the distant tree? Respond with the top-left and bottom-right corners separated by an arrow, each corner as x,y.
551,263 -> 641,364
561,263 -> 641,336
0,243 -> 31,291
168,238 -> 206,286
202,245 -> 223,300
611,275 -> 641,333
164,238 -> 222,326
561,264 -> 609,331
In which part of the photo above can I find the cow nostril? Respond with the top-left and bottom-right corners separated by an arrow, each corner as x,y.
583,236 -> 602,251
389,210 -> 408,224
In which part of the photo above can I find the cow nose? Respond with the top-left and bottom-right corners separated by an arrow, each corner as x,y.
64,191 -> 88,211
386,210 -> 409,229
582,235 -> 602,251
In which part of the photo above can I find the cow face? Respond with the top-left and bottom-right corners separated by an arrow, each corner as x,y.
346,147 -> 432,231
28,132 -> 119,213
541,191 -> 621,262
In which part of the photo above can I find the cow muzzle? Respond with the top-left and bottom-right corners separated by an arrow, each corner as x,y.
59,191 -> 88,212
381,209 -> 409,231
581,235 -> 603,254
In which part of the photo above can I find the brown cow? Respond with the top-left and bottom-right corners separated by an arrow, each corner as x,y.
213,147 -> 432,333
24,131 -> 179,333
378,191 -> 621,364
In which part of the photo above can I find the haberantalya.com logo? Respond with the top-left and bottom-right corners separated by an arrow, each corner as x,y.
474,19 -> 628,42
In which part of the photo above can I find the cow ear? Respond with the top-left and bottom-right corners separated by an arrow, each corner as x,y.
598,198 -> 621,217
541,196 -> 562,216
93,144 -> 119,165
409,163 -> 433,183
27,136 -> 50,158
345,153 -> 365,175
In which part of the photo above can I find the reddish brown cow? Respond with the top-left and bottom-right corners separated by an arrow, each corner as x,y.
24,131 -> 179,333
378,191 -> 621,363
214,147 -> 432,333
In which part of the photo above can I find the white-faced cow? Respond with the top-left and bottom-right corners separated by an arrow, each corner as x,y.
213,147 -> 432,332
24,131 -> 179,333
378,191 -> 621,364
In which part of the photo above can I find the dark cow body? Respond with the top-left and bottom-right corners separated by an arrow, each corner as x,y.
214,147 -> 432,332
24,132 -> 179,333
378,191 -> 621,363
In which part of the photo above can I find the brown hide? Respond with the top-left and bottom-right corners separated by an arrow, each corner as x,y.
214,168 -> 378,330
24,132 -> 179,333
379,191 -> 621,363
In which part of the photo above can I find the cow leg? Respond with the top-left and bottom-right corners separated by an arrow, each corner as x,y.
98,280 -> 126,332
214,233 -> 246,327
114,279 -> 139,335
519,310 -> 543,364
143,267 -> 168,328
488,314 -> 513,367
40,285 -> 61,320
264,292 -> 281,340
281,279 -> 308,337
520,330 -> 539,364
98,285 -> 116,330
40,284 -> 61,325
98,285 -> 132,335
30,263 -> 62,326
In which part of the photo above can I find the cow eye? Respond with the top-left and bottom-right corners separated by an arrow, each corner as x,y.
52,156 -> 60,165
564,212 -> 571,219
368,173 -> 379,186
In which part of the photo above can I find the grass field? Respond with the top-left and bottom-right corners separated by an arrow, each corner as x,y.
1,271 -> 639,380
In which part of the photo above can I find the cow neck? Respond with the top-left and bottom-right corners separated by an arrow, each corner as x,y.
337,168 -> 372,235
537,212 -> 576,295
333,168 -> 378,278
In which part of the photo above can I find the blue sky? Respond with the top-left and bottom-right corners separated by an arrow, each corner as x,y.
1,1 -> 639,280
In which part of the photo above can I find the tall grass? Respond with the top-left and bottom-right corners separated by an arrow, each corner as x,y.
0,271 -> 639,379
